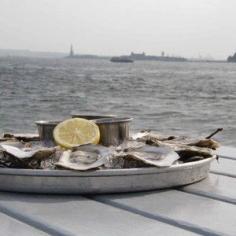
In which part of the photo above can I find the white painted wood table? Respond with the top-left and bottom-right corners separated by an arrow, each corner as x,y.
0,146 -> 235,236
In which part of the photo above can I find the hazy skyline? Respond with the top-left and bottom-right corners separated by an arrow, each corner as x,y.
0,0 -> 236,59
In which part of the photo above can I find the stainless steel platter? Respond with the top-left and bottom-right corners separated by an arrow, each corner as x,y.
0,157 -> 215,194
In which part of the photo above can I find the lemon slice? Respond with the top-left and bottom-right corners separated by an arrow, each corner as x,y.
53,118 -> 100,148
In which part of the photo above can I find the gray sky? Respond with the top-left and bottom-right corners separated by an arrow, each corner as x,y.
0,0 -> 236,59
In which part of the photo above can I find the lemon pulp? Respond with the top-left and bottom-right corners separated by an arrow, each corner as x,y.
53,118 -> 100,148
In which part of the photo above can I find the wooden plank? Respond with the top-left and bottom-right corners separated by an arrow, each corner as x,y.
216,146 -> 236,160
94,190 -> 236,236
0,211 -> 47,236
180,174 -> 236,204
210,158 -> 236,178
0,192 -> 198,236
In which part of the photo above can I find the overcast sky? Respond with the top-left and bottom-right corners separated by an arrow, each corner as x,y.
0,0 -> 236,59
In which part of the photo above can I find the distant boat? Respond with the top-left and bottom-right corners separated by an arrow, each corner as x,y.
110,57 -> 134,63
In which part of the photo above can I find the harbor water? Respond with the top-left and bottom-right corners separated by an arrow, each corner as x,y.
0,57 -> 235,146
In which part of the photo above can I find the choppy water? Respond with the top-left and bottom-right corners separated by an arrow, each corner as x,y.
0,57 -> 235,146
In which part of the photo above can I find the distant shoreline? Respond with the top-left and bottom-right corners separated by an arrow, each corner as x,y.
0,49 -> 228,63
0,55 -> 228,64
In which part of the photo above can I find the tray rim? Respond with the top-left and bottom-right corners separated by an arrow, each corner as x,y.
0,156 -> 216,177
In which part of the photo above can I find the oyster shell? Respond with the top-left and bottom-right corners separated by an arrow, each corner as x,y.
0,144 -> 55,160
133,131 -> 220,150
117,140 -> 145,152
125,146 -> 180,167
106,145 -> 180,168
56,144 -> 113,171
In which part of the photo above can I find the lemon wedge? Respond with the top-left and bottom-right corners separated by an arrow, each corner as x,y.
53,118 -> 100,148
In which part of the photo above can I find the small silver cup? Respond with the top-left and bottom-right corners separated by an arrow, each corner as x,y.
35,120 -> 61,147
95,117 -> 133,146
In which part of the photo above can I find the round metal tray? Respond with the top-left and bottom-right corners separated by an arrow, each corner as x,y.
0,157 -> 215,194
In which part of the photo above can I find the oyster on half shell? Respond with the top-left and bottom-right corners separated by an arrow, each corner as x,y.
56,144 -> 114,171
